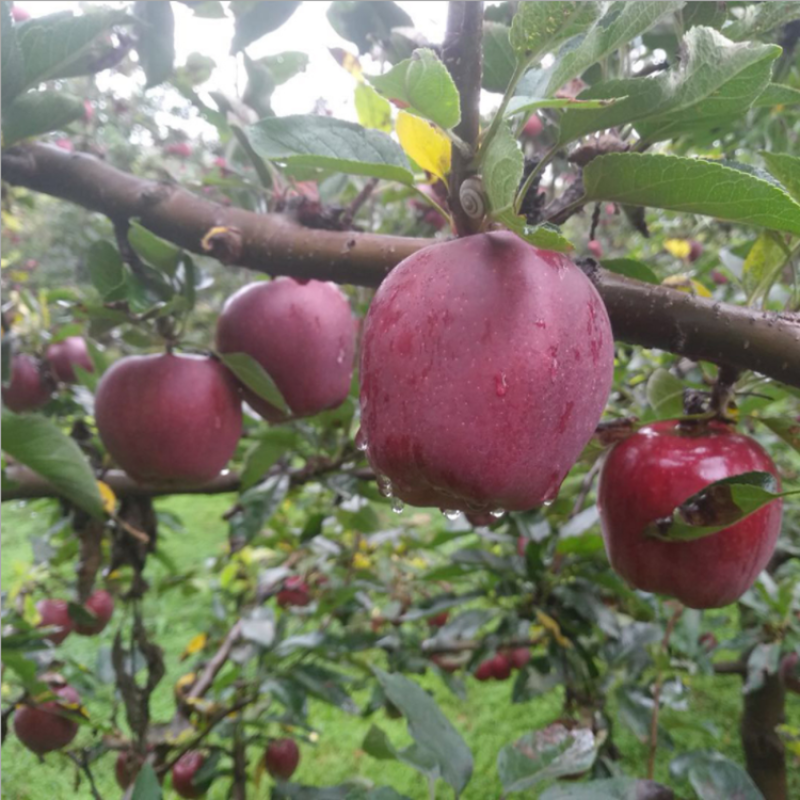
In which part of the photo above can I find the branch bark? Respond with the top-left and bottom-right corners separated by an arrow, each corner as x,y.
4,143 -> 800,387
742,673 -> 788,800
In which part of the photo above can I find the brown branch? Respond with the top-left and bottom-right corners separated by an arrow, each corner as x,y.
188,620 -> 242,699
713,659 -> 748,676
442,1 -> 484,236
4,143 -> 800,387
421,635 -> 544,655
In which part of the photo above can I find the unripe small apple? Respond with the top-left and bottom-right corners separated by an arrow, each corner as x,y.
427,611 -> 449,628
780,652 -> 800,694
45,336 -> 93,384
490,653 -> 513,681
360,232 -> 614,513
276,576 -> 311,608
95,353 -> 242,484
216,278 -> 355,421
474,659 -> 495,682
3,354 -> 52,412
13,683 -> 80,754
588,239 -> 603,259
36,599 -> 73,645
172,751 -> 207,798
74,589 -> 114,636
11,5 -> 30,21
522,114 -> 543,138
264,738 -> 300,781
598,420 -> 782,609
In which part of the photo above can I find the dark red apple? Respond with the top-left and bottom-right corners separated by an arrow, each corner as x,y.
216,278 -> 355,422
13,683 -> 80,754
474,659 -> 495,682
45,336 -> 93,384
3,354 -> 52,412
780,652 -> 800,694
11,5 -> 30,21
359,232 -> 614,513
490,653 -> 513,680
276,576 -> 311,608
116,749 -> 146,790
264,738 -> 300,781
711,270 -> 728,285
587,239 -> 603,259
95,353 -> 242,484
172,751 -> 207,798
508,647 -> 531,670
522,114 -> 543,138
428,611 -> 449,628
687,240 -> 703,262
36,599 -> 73,645
74,589 -> 114,636
598,420 -> 782,609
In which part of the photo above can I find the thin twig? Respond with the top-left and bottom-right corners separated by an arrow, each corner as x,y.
340,178 -> 379,229
188,620 -> 242,699
67,752 -> 104,800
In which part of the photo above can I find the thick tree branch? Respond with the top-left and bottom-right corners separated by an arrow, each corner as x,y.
4,143 -> 800,387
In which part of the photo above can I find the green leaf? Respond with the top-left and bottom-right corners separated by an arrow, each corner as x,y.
178,1 -> 225,19
362,724 -> 438,776
644,471 -> 790,543
755,83 -> 800,108
540,778 -> 674,799
240,429 -> 298,491
373,668 -> 473,795
128,220 -> 182,277
724,1 -> 800,42
229,473 -> 290,543
241,607 -> 275,648
742,231 -> 790,302
1,2 -> 26,110
257,51 -> 309,86
496,213 -> 574,253
646,369 -> 685,418
762,152 -> 800,204
683,2 -> 727,31
509,2 -> 602,69
600,258 -> 659,285
507,95 -> 617,117
243,115 -> 413,184
369,49 -> 460,130
133,0 -> 175,88
582,154 -> 800,237
2,90 -> 85,146
498,723 -> 598,793
291,665 -> 359,714
217,351 -> 290,416
326,1 -> 412,55
131,763 -> 162,800
482,122 -> 523,217
355,82 -> 392,132
230,1 -> 300,54
669,750 -> 764,800
758,417 -> 800,455
616,685 -> 673,748
2,410 -> 104,518
482,23 -> 515,94
87,240 -> 127,301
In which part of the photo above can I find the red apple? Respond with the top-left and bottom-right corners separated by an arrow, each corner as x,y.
588,239 -> 603,259
517,536 -> 527,557
74,589 -> 114,636
711,270 -> 728,285
474,659 -> 495,682
216,279 -> 355,422
13,683 -> 80,754
428,611 -> 449,628
45,336 -> 93,384
3,354 -> 52,412
490,653 -> 513,680
598,420 -> 782,609
780,652 -> 800,694
467,512 -> 496,527
359,232 -> 614,513
508,647 -> 531,669
688,240 -> 703,263
164,142 -> 193,158
83,101 -> 94,123
264,738 -> 300,781
11,5 -> 30,21
36,599 -> 73,645
276,576 -> 311,608
172,751 -> 207,798
522,114 -> 543,138
95,353 -> 242,484
116,749 -> 146,790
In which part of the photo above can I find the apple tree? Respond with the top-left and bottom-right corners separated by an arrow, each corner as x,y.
1,1 -> 800,799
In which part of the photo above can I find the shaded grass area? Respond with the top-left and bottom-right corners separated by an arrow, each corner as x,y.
2,497 -> 798,799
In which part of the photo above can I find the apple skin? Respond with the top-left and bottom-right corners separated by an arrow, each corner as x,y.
3,354 -> 52,412
95,353 -> 242,485
474,659 -> 495,681
522,114 -> 543,137
74,590 -> 114,636
490,653 -> 513,681
13,684 -> 80,754
36,599 -> 73,645
45,336 -> 93,384
360,231 -> 614,513
508,647 -> 531,669
427,611 -> 449,628
216,278 -> 355,422
687,240 -> 703,263
276,576 -> 311,608
598,420 -> 782,609
265,738 -> 300,781
780,652 -> 800,694
172,751 -> 207,798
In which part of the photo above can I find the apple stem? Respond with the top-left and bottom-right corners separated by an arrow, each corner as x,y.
709,364 -> 741,419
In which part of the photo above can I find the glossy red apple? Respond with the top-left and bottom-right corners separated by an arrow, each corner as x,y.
95,353 -> 242,484
216,278 -> 355,422
13,683 -> 80,754
598,420 -> 782,609
427,611 -> 449,628
490,653 -> 513,681
780,652 -> 800,694
36,599 -> 73,645
474,659 -> 495,682
3,354 -> 52,412
360,232 -> 614,513
276,576 -> 311,608
522,114 -> 543,138
508,647 -> 531,669
264,738 -> 300,781
45,336 -> 93,384
172,751 -> 207,798
74,589 -> 114,636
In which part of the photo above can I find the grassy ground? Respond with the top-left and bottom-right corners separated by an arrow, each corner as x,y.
2,497 -> 798,799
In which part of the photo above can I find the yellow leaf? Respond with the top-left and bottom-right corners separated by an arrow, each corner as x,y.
396,111 -> 451,183
661,274 -> 712,298
181,633 -> 208,660
408,557 -> 427,570
329,47 -> 363,81
174,672 -> 196,696
1,211 -> 21,233
353,552 -> 372,570
97,481 -> 117,515
664,238 -> 692,259
535,610 -> 571,648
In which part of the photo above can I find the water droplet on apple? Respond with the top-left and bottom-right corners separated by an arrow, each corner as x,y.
355,428 -> 368,452
377,474 -> 393,497
490,509 -> 505,519
441,509 -> 461,520
543,499 -> 555,507
495,373 -> 508,397
391,497 -> 405,514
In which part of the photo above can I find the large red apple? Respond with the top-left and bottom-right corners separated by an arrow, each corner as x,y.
73,589 -> 114,636
45,336 -> 94,384
3,354 -> 52,412
264,738 -> 300,781
36,599 -> 73,645
95,353 -> 242,484
13,683 -> 80,754
598,420 -> 782,609
359,232 -> 614,513
172,751 -> 207,798
216,278 -> 355,421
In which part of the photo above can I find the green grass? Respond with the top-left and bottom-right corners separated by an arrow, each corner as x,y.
2,498 -> 798,799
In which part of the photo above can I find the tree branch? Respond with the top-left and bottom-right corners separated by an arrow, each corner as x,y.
4,143 -> 800,387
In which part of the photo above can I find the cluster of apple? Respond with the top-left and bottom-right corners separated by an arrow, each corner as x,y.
475,648 -> 531,682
